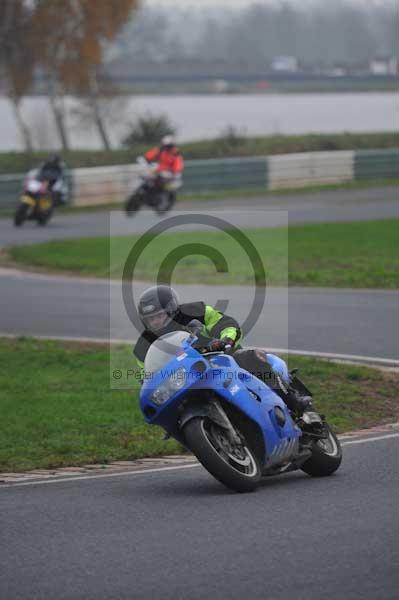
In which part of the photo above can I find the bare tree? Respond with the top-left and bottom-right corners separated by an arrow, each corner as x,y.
32,0 -> 140,151
30,0 -> 84,150
0,0 -> 35,152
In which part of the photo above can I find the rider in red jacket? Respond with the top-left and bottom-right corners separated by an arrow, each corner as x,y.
144,135 -> 184,175
144,136 -> 184,207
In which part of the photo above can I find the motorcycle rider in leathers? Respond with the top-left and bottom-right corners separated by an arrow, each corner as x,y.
143,135 -> 184,208
133,285 -> 313,415
37,154 -> 67,206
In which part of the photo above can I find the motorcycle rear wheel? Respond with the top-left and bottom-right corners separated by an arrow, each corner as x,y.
183,417 -> 261,492
300,424 -> 342,477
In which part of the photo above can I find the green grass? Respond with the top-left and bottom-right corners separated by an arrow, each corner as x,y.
2,131 -> 399,173
1,337 -> 398,472
8,219 -> 399,289
0,337 -> 179,472
182,132 -> 399,160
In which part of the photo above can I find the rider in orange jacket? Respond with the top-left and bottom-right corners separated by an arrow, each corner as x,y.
144,135 -> 184,175
144,135 -> 184,206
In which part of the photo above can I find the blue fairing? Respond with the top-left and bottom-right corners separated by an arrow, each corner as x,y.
266,353 -> 290,386
140,339 -> 301,467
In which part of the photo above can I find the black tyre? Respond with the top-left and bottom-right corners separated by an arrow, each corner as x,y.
155,192 -> 172,215
14,203 -> 29,227
37,207 -> 53,226
301,424 -> 342,477
183,417 -> 261,492
125,192 -> 142,216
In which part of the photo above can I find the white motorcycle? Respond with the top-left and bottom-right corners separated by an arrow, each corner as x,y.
14,169 -> 68,227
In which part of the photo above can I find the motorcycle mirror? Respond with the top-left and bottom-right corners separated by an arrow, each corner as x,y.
187,319 -> 203,336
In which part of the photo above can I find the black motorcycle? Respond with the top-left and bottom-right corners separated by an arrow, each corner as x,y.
125,161 -> 178,216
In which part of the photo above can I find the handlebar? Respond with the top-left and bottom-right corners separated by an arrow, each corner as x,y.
198,343 -> 232,355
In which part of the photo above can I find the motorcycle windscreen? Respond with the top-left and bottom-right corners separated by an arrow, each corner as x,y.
144,331 -> 191,377
26,179 -> 42,194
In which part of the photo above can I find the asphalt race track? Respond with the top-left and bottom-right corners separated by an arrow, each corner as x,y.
1,430 -> 399,600
1,185 -> 399,248
1,271 -> 398,361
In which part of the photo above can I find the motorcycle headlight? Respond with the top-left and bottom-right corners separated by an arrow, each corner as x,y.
151,367 -> 187,406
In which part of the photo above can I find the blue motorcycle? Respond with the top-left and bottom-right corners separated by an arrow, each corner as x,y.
139,325 -> 342,493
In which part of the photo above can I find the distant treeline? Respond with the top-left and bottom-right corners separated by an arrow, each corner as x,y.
113,1 -> 399,69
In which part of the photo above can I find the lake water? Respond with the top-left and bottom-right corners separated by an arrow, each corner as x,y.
2,92 -> 399,151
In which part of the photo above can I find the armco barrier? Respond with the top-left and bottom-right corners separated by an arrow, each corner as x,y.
62,157 -> 267,206
183,157 -> 267,191
0,167 -> 138,209
1,149 -> 399,210
0,173 -> 24,209
354,149 -> 399,181
72,164 -> 140,206
268,151 -> 354,190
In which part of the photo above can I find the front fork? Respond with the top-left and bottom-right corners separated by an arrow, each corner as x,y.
179,399 -> 242,446
21,194 -> 51,211
299,412 -> 329,441
21,194 -> 36,208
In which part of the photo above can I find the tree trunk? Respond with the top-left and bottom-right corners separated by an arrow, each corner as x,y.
10,92 -> 33,153
88,68 -> 111,151
0,0 -> 15,45
49,79 -> 69,150
91,97 -> 111,151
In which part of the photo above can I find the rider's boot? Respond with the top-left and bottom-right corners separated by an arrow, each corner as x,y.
284,387 -> 313,416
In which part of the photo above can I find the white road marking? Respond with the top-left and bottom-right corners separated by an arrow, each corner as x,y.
261,347 -> 399,367
0,267 -> 109,285
1,431 -> 398,489
0,332 -> 125,345
1,333 -> 398,366
341,433 -> 399,446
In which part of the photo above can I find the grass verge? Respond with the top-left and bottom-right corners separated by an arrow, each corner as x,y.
1,337 -> 398,472
2,132 -> 399,173
8,219 -> 399,288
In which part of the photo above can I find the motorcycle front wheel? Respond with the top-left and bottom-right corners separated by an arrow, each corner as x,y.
14,203 -> 29,227
125,192 -> 142,216
183,417 -> 261,492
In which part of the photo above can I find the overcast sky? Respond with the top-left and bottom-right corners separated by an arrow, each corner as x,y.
145,0 -> 393,6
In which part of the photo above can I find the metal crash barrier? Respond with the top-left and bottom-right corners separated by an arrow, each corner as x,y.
1,148 -> 398,210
